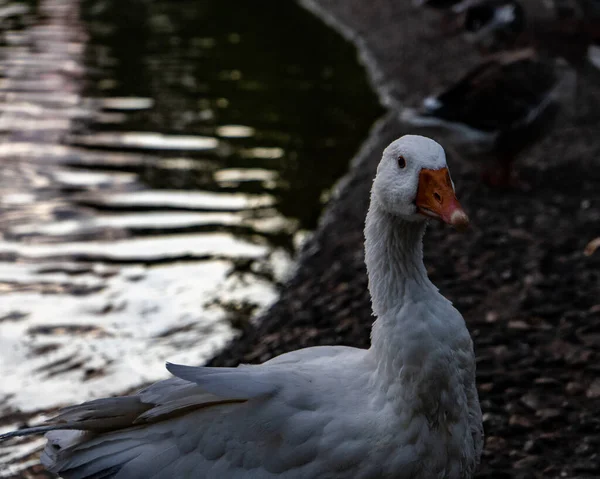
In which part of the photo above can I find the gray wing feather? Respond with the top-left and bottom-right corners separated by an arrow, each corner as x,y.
0,362 -> 291,478
166,363 -> 279,399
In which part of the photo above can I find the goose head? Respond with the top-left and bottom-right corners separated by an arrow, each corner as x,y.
372,135 -> 469,230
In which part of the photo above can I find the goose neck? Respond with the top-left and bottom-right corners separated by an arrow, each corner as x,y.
364,198 -> 435,317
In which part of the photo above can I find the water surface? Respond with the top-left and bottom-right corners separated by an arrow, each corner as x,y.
0,1 -> 381,470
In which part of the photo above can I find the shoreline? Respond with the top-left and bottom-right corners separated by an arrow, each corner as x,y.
298,0 -> 397,110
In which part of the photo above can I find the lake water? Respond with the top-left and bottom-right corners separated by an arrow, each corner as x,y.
0,0 -> 380,472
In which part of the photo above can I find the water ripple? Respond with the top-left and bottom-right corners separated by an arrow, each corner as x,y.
0,0 -> 381,474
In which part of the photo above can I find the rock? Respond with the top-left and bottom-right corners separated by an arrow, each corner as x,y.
574,460 -> 600,473
520,392 -> 541,410
485,435 -> 507,452
586,379 -> 600,399
508,320 -> 530,330
536,408 -> 562,420
566,381 -> 585,395
513,455 -> 541,469
509,415 -> 534,430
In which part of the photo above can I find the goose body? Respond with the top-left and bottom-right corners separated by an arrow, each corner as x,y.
1,136 -> 483,479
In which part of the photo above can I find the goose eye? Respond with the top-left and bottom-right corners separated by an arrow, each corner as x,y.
397,155 -> 406,169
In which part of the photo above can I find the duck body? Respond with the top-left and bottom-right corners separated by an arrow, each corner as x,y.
422,51 -> 560,149
402,50 -> 574,185
0,136 -> 482,479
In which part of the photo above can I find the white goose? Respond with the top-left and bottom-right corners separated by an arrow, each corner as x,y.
1,135 -> 483,479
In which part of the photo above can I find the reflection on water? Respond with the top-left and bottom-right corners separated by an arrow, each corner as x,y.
80,0 -> 381,226
0,0 -> 380,470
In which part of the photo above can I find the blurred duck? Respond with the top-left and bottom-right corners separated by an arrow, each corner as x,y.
462,0 -> 526,52
401,48 -> 576,186
413,0 -> 482,34
461,0 -> 600,70
415,0 -> 526,41
468,0 -> 600,121
420,0 -> 599,71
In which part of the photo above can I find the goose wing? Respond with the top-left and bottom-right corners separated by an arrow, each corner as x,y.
1,347 -> 365,478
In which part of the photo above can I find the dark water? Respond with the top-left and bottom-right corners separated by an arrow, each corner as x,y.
80,0 -> 380,230
0,0 -> 380,472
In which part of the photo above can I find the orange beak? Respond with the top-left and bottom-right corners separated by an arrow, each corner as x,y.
415,167 -> 470,231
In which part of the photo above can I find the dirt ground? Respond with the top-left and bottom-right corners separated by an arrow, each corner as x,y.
210,1 -> 600,478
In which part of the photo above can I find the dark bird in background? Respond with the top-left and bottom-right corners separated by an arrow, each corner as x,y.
415,0 -> 526,40
401,48 -> 576,186
407,0 -> 600,187
460,0 -> 600,71
460,0 -> 600,125
416,0 -> 600,67
462,0 -> 526,52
